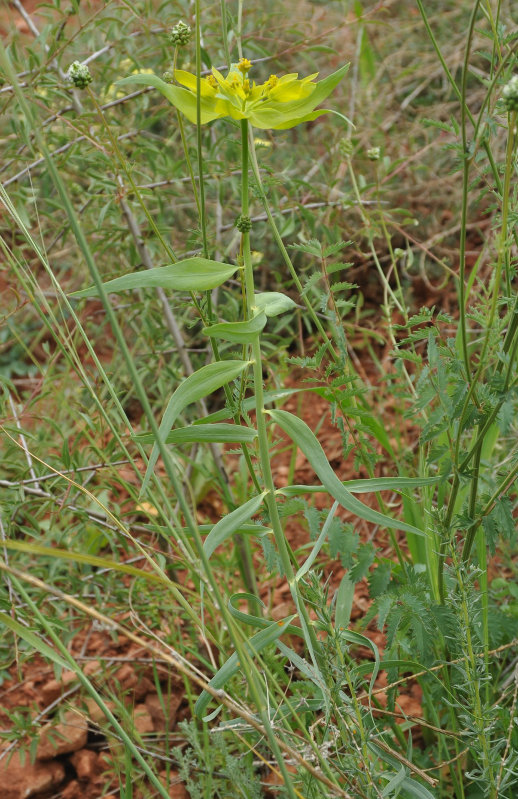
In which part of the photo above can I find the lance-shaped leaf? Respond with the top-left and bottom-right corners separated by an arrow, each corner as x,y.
278,475 -> 438,496
203,312 -> 266,343
227,593 -> 306,636
134,422 -> 257,446
71,257 -> 239,298
0,611 -> 70,671
268,409 -> 425,536
194,616 -> 294,719
203,493 -> 268,561
143,360 -> 250,492
296,501 -> 339,581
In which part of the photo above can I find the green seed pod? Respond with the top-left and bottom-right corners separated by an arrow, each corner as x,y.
367,146 -> 381,161
236,214 -> 252,233
169,21 -> 192,47
339,137 -> 354,159
67,61 -> 92,90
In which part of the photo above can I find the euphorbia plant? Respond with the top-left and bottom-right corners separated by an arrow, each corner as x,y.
75,42 -> 435,797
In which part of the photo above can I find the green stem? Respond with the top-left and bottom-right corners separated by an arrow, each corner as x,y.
220,0 -> 231,68
195,0 -> 208,259
241,120 -> 323,665
247,133 -> 338,360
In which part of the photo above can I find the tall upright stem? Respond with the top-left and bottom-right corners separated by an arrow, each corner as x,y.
240,120 -> 323,664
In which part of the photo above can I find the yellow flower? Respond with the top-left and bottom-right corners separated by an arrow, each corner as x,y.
118,61 -> 349,130
238,57 -> 252,74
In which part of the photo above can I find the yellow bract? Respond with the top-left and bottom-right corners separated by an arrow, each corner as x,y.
118,61 -> 349,130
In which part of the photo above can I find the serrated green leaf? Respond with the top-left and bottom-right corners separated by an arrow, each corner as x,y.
143,360 -> 250,492
203,312 -> 266,343
203,493 -> 268,560
269,410 -> 425,536
368,562 -> 393,598
71,257 -> 239,297
134,422 -> 257,446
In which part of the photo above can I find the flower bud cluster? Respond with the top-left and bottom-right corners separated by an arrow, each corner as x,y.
367,146 -> 380,161
67,61 -> 92,90
169,21 -> 192,47
339,138 -> 353,159
236,214 -> 252,233
502,75 -> 518,112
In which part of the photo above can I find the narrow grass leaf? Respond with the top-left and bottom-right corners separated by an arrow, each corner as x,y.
2,540 -> 166,584
194,616 -> 295,719
134,423 -> 257,445
71,258 -> 239,297
0,611 -> 70,670
228,593 -> 304,636
277,641 -> 327,692
143,360 -> 250,492
339,628 -> 380,692
203,493 -> 268,560
269,410 -> 425,536
296,501 -> 339,580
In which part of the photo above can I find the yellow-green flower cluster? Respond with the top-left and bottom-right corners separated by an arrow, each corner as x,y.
119,59 -> 348,130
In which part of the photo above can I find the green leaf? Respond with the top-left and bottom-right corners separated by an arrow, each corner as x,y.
203,493 -> 268,561
194,616 -> 295,719
269,410 -> 425,536
228,593 -> 305,636
143,360 -> 250,492
200,387 -> 320,424
71,257 -> 239,297
0,611 -> 70,670
203,312 -> 266,343
117,74 -> 229,124
334,573 -> 355,630
253,292 -> 297,317
250,64 -> 350,129
279,475 -> 438,496
296,501 -> 339,580
349,542 -> 375,582
368,562 -> 393,598
134,423 -> 257,446
398,778 -> 436,799
381,766 -> 407,798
